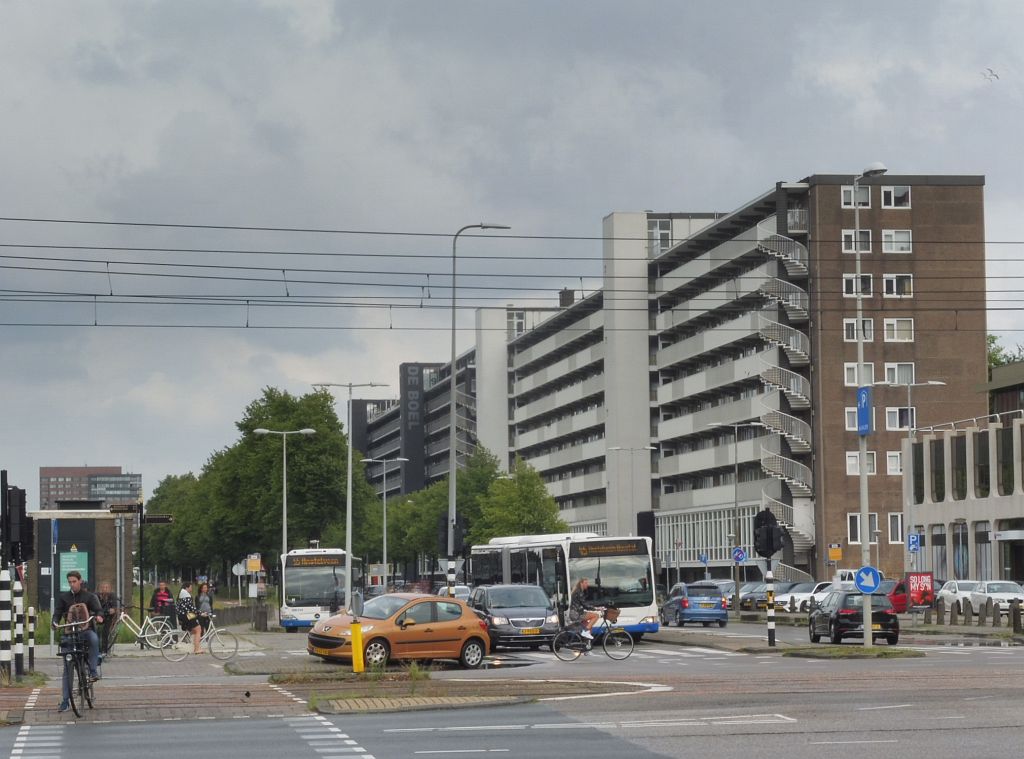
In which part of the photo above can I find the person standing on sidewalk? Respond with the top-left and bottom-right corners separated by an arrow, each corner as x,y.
176,580 -> 203,654
95,580 -> 122,654
196,581 -> 214,636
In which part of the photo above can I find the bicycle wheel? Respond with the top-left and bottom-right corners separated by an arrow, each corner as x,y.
602,628 -> 634,660
552,630 -> 583,661
206,629 -> 239,660
143,618 -> 172,649
77,657 -> 94,709
64,656 -> 82,718
160,630 -> 191,662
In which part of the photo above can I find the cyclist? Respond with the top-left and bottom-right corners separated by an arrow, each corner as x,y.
52,570 -> 104,712
569,578 -> 602,640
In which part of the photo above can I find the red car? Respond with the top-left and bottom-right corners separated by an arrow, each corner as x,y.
877,579 -> 907,613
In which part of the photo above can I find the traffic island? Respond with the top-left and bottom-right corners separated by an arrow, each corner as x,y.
782,645 -> 924,659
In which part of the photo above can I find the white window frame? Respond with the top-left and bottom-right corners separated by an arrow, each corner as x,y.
882,229 -> 913,253
842,229 -> 872,253
843,318 -> 874,342
843,274 -> 873,297
888,512 -> 904,544
842,185 -> 871,209
882,185 -> 911,209
887,451 -> 903,475
884,318 -> 914,342
846,451 -> 877,476
884,362 -> 915,385
883,273 -> 913,298
844,362 -> 875,387
846,407 -> 876,432
886,406 -> 916,431
848,512 -> 880,544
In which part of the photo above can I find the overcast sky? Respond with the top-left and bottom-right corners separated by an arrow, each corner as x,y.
2,1 -> 1022,508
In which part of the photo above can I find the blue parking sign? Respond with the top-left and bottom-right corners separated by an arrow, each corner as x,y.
907,533 -> 920,553
857,386 -> 873,436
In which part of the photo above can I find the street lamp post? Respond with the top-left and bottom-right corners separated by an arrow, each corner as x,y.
313,381 -> 387,613
253,427 -> 316,565
447,223 -> 510,595
708,421 -> 764,618
853,161 -> 887,648
364,456 -> 409,591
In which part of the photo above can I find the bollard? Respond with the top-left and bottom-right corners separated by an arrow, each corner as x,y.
981,599 -> 993,627
948,600 -> 959,626
935,598 -> 945,626
27,607 -> 35,672
765,569 -> 776,647
993,602 -> 1002,628
923,605 -> 932,625
963,599 -> 974,625
1011,599 -> 1022,634
350,619 -> 364,673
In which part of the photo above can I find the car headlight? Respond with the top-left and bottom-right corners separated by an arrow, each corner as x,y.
546,613 -> 559,624
491,616 -> 510,625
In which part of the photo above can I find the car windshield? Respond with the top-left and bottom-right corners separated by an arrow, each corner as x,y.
361,595 -> 414,619
986,582 -> 1023,593
687,585 -> 722,597
878,580 -> 897,593
746,584 -> 766,594
789,583 -> 814,593
956,581 -> 978,591
488,586 -> 550,608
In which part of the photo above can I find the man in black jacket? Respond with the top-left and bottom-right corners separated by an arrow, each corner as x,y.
52,570 -> 104,711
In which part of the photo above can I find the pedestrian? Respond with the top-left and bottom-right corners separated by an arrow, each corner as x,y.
52,570 -> 104,712
196,581 -> 214,636
149,579 -> 174,627
95,580 -> 122,654
176,580 -> 203,654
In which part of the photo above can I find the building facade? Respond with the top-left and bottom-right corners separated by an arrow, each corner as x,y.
39,466 -> 142,510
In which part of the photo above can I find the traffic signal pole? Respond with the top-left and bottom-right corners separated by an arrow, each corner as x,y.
765,566 -> 776,647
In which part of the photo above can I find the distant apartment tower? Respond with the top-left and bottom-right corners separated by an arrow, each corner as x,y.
39,466 -> 142,510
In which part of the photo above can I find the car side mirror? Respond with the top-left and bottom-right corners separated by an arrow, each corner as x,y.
398,618 -> 416,629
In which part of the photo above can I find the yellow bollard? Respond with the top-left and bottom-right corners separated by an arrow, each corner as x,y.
350,620 -> 364,673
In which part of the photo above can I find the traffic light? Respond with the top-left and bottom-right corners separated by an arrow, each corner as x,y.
753,507 -> 787,558
453,516 -> 467,555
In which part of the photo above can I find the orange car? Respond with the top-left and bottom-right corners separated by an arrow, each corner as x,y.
307,593 -> 490,668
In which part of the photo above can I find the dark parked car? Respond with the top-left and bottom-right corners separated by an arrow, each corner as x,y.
467,584 -> 560,649
808,590 -> 899,645
660,582 -> 728,627
740,581 -> 798,610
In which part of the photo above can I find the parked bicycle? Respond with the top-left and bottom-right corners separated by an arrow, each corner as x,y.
552,606 -> 634,661
161,614 -> 239,662
107,606 -> 174,650
54,616 -> 96,717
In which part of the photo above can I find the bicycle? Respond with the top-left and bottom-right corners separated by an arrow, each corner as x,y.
53,616 -> 97,718
552,606 -> 634,661
108,606 -> 174,650
160,614 -> 239,662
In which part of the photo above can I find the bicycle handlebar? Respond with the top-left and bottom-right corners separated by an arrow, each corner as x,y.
53,616 -> 96,630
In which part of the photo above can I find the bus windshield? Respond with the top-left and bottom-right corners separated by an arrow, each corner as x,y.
570,554 -> 654,608
283,563 -> 346,607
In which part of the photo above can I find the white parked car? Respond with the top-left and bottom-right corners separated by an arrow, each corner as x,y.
936,579 -> 980,614
776,581 -> 831,612
807,581 -> 837,610
968,580 -> 1024,615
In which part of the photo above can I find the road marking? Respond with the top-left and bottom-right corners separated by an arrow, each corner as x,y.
810,740 -> 897,745
857,704 -> 911,711
414,751 -> 510,754
387,714 -> 796,733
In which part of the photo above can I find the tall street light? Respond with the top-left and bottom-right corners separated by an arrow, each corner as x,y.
364,456 -> 409,591
853,161 -> 887,648
878,379 -> 945,573
708,421 -> 764,618
313,381 -> 387,612
253,427 -> 316,565
447,223 -> 510,594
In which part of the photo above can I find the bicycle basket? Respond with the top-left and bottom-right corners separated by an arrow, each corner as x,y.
604,607 -> 620,623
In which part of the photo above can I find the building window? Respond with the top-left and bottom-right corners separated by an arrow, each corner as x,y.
887,451 -> 903,475
842,229 -> 872,253
884,318 -> 914,342
886,406 -> 915,431
888,513 -> 904,543
882,229 -> 913,253
844,362 -> 875,387
846,451 -> 877,475
648,218 -> 672,255
883,274 -> 913,297
848,512 -> 879,544
846,407 -> 876,431
843,318 -> 874,342
843,274 -> 872,297
882,186 -> 911,208
884,362 -> 915,385
842,185 -> 870,209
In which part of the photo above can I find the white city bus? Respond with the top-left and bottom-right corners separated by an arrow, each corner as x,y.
280,548 -> 363,631
470,533 -> 660,637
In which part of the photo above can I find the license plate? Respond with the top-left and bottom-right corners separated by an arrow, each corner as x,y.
699,602 -> 715,608
311,646 -> 334,656
871,624 -> 881,631
519,628 -> 540,635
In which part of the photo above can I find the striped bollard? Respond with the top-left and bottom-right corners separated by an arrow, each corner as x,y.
28,607 -> 35,672
13,577 -> 24,680
0,569 -> 11,681
766,568 -> 776,647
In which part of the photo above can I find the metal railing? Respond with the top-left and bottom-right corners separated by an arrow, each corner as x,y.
761,449 -> 813,496
757,277 -> 808,321
759,363 -> 811,409
760,408 -> 812,453
759,315 -> 810,365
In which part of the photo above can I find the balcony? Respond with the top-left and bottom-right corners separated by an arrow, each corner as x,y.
514,374 -> 604,425
516,406 -> 605,449
514,343 -> 605,396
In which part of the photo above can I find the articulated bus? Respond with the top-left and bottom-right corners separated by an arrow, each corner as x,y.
280,548 -> 363,631
470,533 -> 660,638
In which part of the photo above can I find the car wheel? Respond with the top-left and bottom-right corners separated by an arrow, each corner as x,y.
718,620 -> 727,628
808,620 -> 820,643
460,639 -> 486,669
674,611 -> 685,627
659,610 -> 668,625
887,634 -> 899,645
702,621 -> 712,627
800,601 -> 808,613
363,638 -> 390,668
631,633 -> 644,642
829,623 -> 842,645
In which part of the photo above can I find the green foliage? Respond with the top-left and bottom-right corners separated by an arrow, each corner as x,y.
988,334 -> 1024,369
470,457 -> 567,544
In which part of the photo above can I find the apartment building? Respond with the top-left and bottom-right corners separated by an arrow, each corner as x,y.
39,466 -> 142,510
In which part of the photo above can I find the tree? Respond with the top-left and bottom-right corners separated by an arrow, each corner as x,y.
470,457 -> 567,544
988,334 -> 1024,370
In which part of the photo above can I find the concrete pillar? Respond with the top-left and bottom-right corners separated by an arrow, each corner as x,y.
948,600 -> 958,626
992,602 -> 1002,628
962,599 -> 973,625
1010,599 -> 1022,633
935,597 -> 945,626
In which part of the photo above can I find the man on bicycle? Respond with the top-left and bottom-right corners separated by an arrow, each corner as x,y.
569,578 -> 602,640
52,570 -> 104,712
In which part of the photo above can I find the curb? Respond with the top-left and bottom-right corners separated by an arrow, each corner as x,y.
317,695 -> 531,714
